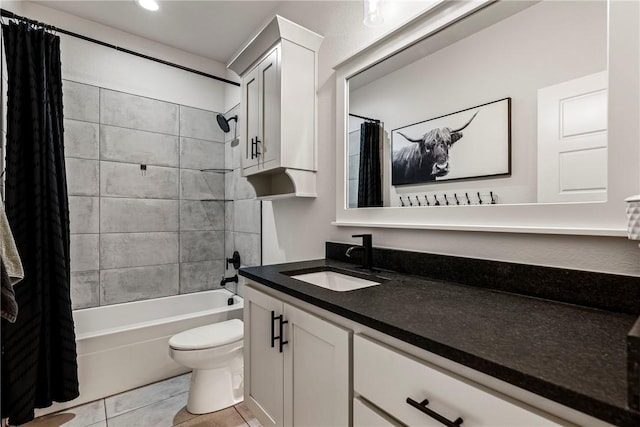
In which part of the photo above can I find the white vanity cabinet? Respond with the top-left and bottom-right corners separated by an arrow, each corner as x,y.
354,335 -> 562,427
243,285 -> 350,427
228,16 -> 323,199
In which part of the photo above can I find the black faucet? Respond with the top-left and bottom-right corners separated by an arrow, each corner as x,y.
346,234 -> 373,270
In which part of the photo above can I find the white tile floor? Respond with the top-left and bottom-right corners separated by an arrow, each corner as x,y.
19,374 -> 260,427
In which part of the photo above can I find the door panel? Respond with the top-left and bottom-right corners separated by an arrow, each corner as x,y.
283,304 -> 350,427
244,67 -> 260,169
537,71 -> 608,203
244,287 -> 284,427
260,48 -> 281,166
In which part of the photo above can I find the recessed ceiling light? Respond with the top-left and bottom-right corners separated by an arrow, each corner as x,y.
136,0 -> 159,12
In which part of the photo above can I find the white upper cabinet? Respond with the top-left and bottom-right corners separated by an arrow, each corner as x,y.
228,16 -> 323,200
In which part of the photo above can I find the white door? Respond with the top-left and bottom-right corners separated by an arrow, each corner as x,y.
259,48 -> 281,167
283,304 -> 350,427
537,71 -> 608,203
244,286 -> 284,427
243,66 -> 260,170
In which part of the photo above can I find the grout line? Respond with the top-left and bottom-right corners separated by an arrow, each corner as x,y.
98,87 -> 102,307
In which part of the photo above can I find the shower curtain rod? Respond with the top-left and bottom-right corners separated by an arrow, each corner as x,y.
349,113 -> 380,123
0,8 -> 240,87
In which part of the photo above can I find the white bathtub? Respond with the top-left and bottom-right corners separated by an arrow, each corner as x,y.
39,289 -> 243,415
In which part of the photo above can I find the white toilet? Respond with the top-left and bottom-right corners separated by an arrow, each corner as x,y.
168,318 -> 244,414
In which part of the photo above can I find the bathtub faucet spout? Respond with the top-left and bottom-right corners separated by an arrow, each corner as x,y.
220,274 -> 238,288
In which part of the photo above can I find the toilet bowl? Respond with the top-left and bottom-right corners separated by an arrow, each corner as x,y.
169,319 -> 244,414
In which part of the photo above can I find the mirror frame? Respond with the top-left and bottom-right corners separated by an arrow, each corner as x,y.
334,0 -> 639,236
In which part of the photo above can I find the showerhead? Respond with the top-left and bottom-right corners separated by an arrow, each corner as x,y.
216,114 -> 237,133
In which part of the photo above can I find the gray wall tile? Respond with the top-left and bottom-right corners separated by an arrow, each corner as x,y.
179,260 -> 224,293
101,162 -> 178,199
180,231 -> 224,262
180,170 -> 224,200
101,89 -> 179,135
65,119 -> 99,159
101,125 -> 178,167
69,196 -> 99,234
179,106 -> 223,142
63,81 -> 99,122
234,232 -> 261,266
101,198 -> 178,233
224,171 -> 234,200
349,179 -> 358,208
233,199 -> 260,234
101,264 -> 179,305
66,158 -> 99,196
349,155 -> 360,181
233,169 -> 256,200
225,202 -> 233,231
180,200 -> 224,231
100,232 -> 179,269
71,234 -> 99,272
180,138 -> 224,170
71,271 -> 100,310
225,231 -> 234,261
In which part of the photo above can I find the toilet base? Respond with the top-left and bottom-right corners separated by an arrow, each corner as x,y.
186,360 -> 244,414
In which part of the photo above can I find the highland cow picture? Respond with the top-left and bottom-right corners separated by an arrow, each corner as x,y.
391,98 -> 511,186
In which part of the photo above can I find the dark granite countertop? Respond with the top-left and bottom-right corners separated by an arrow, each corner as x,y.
240,258 -> 640,426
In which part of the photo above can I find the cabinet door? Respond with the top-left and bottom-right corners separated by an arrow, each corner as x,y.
258,47 -> 281,167
354,398 -> 400,427
244,287 -> 285,427
283,304 -> 350,427
243,65 -> 260,169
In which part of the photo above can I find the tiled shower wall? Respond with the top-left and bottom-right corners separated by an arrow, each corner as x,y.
224,104 -> 261,293
63,80 -> 252,309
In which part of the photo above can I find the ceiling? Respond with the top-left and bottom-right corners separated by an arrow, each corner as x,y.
32,0 -> 331,64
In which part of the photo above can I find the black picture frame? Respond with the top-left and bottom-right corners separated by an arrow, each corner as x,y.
391,97 -> 512,186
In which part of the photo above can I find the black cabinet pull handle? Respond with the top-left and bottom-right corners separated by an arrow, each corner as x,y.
270,311 -> 277,348
255,136 -> 261,156
279,318 -> 288,353
406,397 -> 463,427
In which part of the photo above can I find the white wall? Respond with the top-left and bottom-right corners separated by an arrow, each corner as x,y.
262,1 -> 640,277
4,1 -> 229,112
350,0 -> 607,205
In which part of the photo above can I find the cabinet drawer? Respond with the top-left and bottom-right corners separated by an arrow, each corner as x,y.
354,335 -> 561,427
354,397 -> 399,427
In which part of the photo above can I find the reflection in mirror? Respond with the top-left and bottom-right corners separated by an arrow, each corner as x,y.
347,0 -> 608,209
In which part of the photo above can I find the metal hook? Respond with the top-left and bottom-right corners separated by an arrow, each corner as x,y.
454,193 -> 460,205
465,192 -> 471,205
415,196 -> 421,206
477,192 -> 483,205
433,195 -> 441,206
408,196 -> 413,206
424,195 -> 430,206
444,194 -> 450,205
399,196 -> 405,207
490,191 -> 496,205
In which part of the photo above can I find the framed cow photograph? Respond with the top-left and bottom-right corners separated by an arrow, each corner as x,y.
391,98 -> 511,186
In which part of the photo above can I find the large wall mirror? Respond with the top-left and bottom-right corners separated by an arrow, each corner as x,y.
334,0 -> 639,235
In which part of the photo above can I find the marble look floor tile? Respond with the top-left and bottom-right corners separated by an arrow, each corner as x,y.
174,407 -> 247,427
107,392 -> 195,427
23,399 -> 106,427
235,403 -> 262,427
105,374 -> 191,419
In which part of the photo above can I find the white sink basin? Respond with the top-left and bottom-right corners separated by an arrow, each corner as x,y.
291,271 -> 381,292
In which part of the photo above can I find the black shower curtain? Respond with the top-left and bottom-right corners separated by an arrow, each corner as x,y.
1,22 -> 79,425
357,121 -> 383,207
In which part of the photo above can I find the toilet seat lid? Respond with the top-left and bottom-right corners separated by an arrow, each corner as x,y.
169,319 -> 243,350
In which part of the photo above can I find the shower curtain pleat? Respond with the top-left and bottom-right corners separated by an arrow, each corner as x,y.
1,22 -> 79,425
357,121 -> 383,207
